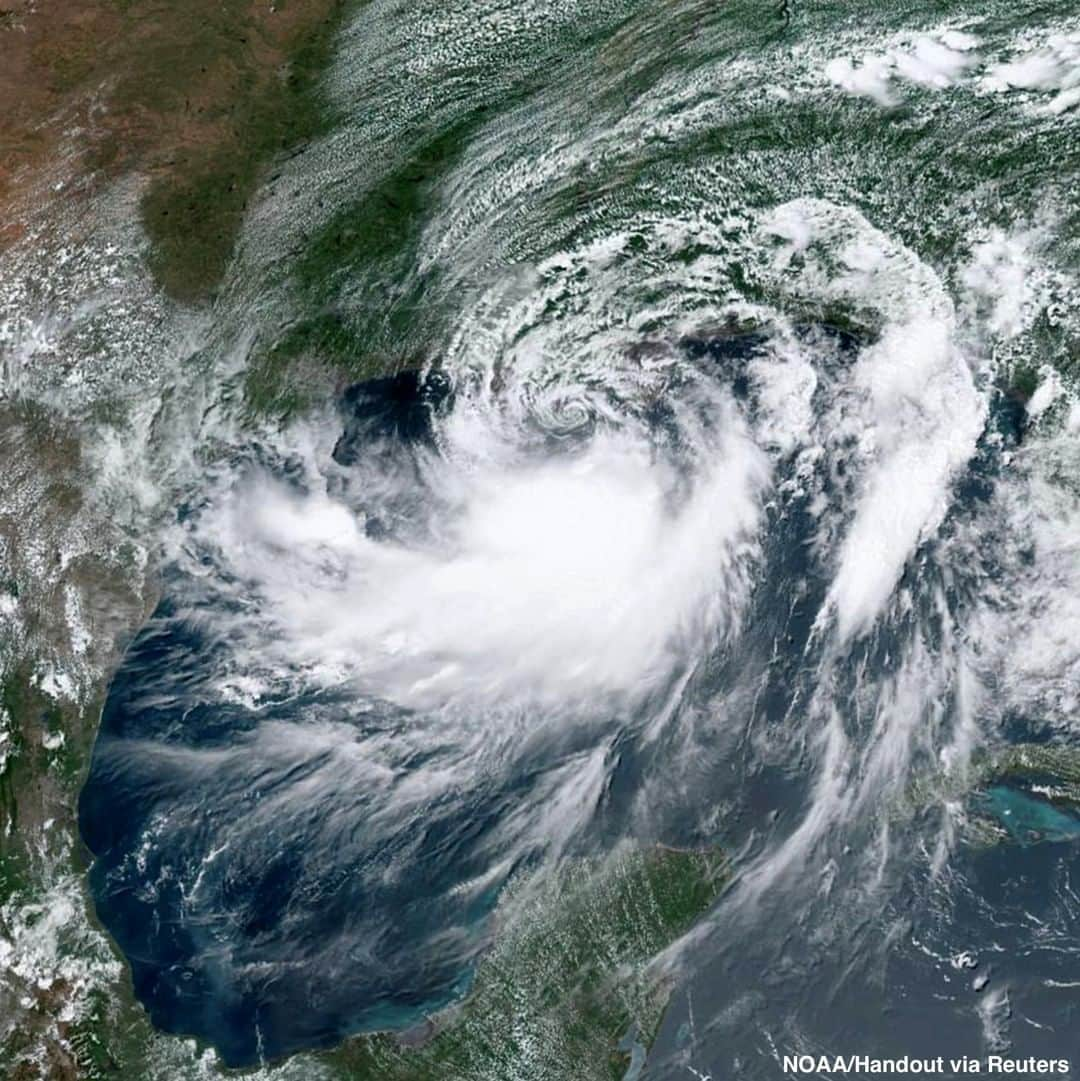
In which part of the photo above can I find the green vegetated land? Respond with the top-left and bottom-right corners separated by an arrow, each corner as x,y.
0,670 -> 108,1081
0,399 -> 139,909
987,744 -> 1080,805
8,844 -> 728,1081
244,59 -> 1080,424
136,0 -> 353,303
320,845 -> 730,1081
0,402 -> 151,1081
241,109 -> 498,420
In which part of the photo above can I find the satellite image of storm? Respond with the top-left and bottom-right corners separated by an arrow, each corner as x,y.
1,1 -> 1080,1079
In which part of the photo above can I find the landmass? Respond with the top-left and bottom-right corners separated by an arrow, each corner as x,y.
0,0 -> 349,301
3,843 -> 729,1080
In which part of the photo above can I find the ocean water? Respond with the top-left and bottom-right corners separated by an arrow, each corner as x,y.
77,0 -> 1080,1074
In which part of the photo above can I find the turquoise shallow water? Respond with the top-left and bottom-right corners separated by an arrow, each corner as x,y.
983,785 -> 1080,845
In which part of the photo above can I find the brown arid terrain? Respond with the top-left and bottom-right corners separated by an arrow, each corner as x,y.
1,0 -> 347,300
